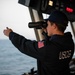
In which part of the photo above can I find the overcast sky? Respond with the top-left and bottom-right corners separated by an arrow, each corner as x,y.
0,0 -> 36,40
0,0 -> 74,41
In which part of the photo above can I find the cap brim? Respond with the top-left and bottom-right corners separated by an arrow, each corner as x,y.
44,18 -> 49,22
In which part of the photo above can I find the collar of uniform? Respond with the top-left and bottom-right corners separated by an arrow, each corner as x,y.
49,32 -> 72,41
49,35 -> 63,41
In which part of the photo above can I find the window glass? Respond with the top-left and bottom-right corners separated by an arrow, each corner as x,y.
0,0 -> 36,40
0,0 -> 37,75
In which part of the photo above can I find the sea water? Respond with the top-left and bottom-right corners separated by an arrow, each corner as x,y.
0,40 -> 75,75
0,40 -> 37,75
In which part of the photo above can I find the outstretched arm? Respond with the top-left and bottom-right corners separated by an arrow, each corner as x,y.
3,27 -> 46,60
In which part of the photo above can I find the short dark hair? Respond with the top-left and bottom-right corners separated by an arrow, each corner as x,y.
50,21 -> 67,32
55,23 -> 67,32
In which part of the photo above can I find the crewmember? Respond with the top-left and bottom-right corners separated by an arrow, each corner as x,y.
3,10 -> 74,75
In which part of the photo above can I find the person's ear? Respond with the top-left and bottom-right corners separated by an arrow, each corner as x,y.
53,23 -> 57,29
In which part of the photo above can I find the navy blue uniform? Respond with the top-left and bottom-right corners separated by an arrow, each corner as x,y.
9,32 -> 74,75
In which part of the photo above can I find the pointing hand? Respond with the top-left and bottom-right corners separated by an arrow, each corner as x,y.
3,27 -> 13,37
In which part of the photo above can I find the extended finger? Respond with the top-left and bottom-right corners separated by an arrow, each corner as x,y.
6,27 -> 9,29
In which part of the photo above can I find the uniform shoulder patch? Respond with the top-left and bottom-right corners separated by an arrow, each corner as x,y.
38,41 -> 44,48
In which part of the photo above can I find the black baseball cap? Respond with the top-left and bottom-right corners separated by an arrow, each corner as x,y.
45,10 -> 68,26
